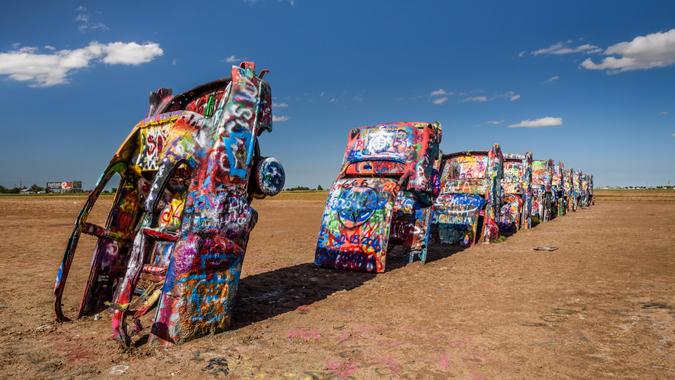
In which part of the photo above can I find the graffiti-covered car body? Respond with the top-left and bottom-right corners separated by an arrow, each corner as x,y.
499,152 -> 532,233
572,170 -> 582,210
531,159 -> 554,224
564,168 -> 576,212
580,173 -> 593,208
54,62 -> 285,346
315,122 -> 442,273
552,161 -> 566,217
433,144 -> 504,246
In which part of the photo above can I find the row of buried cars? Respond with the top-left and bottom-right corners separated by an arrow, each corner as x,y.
314,122 -> 595,273
52,64 -> 593,347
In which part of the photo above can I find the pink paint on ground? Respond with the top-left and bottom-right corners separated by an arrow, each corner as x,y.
325,359 -> 358,379
438,354 -> 451,371
381,356 -> 401,376
286,328 -> 321,342
337,331 -> 350,344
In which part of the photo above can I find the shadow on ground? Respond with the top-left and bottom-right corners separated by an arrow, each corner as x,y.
233,243 -> 466,328
233,263 -> 375,328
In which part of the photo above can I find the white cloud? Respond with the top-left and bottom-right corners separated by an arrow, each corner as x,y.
225,55 -> 248,63
463,95 -> 488,103
508,117 -> 563,129
274,102 -> 289,108
487,120 -> 504,125
546,75 -> 560,83
272,115 -> 289,122
518,51 -> 526,57
75,6 -> 109,33
429,88 -> 451,105
660,111 -> 669,116
102,42 -> 163,65
532,41 -> 601,56
505,90 -> 520,101
582,28 -> 675,73
44,45 -> 56,51
0,42 -> 163,87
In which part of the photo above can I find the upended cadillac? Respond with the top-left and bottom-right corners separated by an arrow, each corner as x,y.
53,62 -> 285,346
315,122 -> 442,273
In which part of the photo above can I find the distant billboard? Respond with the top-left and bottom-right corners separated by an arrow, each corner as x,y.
46,181 -> 83,192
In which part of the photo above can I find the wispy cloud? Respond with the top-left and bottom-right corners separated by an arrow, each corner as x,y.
546,75 -> 560,83
487,120 -> 504,125
429,88 -> 449,105
532,41 -> 601,56
660,111 -> 669,116
461,91 -> 519,103
0,42 -> 163,87
272,115 -> 289,122
505,90 -> 520,101
225,55 -> 247,63
582,28 -> 675,73
273,101 -> 289,108
463,95 -> 489,103
243,0 -> 296,6
74,6 -> 109,33
509,117 -> 563,129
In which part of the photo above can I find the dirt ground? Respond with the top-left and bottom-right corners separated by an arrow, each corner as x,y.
0,190 -> 673,379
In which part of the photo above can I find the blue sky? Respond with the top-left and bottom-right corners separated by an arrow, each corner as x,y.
1,0 -> 674,188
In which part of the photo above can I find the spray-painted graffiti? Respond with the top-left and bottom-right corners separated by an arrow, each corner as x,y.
531,159 -> 554,225
315,122 -> 442,273
580,172 -> 594,208
563,168 -> 576,212
53,61 -> 284,347
137,125 -> 169,170
499,152 -> 532,233
433,145 -> 504,246
552,162 -> 566,217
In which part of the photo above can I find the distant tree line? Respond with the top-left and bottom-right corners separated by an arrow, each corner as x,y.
0,184 -> 87,194
0,184 -> 43,194
284,185 -> 325,192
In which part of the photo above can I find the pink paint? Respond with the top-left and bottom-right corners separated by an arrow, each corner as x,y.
381,356 -> 401,376
287,328 -> 321,342
325,359 -> 358,379
438,354 -> 451,371
337,331 -> 350,344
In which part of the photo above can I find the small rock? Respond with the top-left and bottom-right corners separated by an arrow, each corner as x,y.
534,246 -> 558,252
203,357 -> 229,376
36,323 -> 55,333
110,364 -> 129,375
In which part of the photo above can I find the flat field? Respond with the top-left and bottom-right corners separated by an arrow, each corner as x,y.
0,190 -> 673,379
